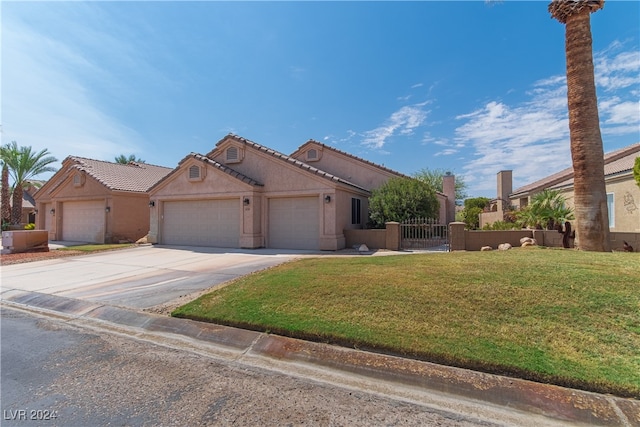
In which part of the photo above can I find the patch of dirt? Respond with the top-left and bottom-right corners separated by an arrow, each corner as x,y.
0,249 -> 86,265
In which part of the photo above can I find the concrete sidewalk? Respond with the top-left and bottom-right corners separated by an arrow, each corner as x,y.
1,289 -> 637,427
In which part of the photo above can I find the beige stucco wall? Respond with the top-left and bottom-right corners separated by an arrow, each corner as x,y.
291,143 -> 400,191
34,171 -> 151,243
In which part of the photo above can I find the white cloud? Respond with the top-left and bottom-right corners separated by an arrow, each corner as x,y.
1,4 -> 161,175
361,102 -> 430,149
455,41 -> 639,197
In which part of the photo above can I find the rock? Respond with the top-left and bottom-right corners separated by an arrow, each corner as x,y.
357,244 -> 369,252
136,235 -> 149,244
520,237 -> 536,245
498,243 -> 512,251
522,241 -> 536,247
481,246 -> 493,251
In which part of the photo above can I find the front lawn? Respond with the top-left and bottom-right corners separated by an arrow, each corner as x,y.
172,248 -> 640,398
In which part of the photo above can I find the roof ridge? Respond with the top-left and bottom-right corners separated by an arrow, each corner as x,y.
295,139 -> 408,178
214,134 -> 369,192
67,155 -> 171,170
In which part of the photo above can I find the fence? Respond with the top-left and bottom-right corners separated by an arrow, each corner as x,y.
400,217 -> 448,250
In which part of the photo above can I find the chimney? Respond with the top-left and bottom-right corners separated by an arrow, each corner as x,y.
497,170 -> 512,212
442,173 -> 456,224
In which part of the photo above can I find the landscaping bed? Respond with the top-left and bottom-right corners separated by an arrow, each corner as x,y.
172,247 -> 640,398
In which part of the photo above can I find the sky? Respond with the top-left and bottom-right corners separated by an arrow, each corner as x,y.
2,1 -> 639,199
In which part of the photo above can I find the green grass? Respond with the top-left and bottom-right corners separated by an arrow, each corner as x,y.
172,247 -> 640,398
57,243 -> 135,252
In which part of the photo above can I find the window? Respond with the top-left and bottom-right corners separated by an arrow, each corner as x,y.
607,193 -> 614,228
351,198 -> 361,225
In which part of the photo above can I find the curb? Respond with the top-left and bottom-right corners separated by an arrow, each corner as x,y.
1,289 -> 638,426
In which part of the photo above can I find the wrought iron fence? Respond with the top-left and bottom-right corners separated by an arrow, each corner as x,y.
400,217 -> 448,250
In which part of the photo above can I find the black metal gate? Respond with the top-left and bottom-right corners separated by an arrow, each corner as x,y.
400,218 -> 449,250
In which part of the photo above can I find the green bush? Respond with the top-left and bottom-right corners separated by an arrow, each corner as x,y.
24,223 -> 35,230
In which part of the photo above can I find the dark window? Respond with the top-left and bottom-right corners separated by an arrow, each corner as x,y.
351,198 -> 361,225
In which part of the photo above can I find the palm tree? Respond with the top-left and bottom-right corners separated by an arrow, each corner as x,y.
1,161 -> 10,227
549,0 -> 611,251
0,142 -> 58,224
115,154 -> 145,164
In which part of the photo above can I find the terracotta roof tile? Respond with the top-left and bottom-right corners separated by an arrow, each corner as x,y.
65,156 -> 172,192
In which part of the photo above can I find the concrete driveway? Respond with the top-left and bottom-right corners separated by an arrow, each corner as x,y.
0,244 -> 312,311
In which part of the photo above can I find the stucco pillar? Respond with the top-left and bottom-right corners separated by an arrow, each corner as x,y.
442,174 -> 456,224
449,222 -> 466,251
385,222 -> 401,251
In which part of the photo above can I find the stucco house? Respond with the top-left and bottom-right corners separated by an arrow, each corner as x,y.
482,142 -> 640,232
148,134 -> 454,250
34,156 -> 172,243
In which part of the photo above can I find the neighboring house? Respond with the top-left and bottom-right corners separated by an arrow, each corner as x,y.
482,142 -> 640,232
34,157 -> 172,243
148,134 -> 455,250
0,180 -> 44,225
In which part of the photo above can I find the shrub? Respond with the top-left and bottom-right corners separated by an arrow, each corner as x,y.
24,223 -> 35,230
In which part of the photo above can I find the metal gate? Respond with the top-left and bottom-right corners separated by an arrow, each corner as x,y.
400,217 -> 449,250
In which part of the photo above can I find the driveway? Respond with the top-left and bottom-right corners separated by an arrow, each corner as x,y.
0,245 -> 310,312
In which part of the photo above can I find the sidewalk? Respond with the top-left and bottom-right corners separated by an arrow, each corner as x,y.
1,289 -> 637,427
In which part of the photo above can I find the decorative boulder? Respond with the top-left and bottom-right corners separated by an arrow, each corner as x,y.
520,237 -> 537,247
481,246 -> 493,251
498,243 -> 512,251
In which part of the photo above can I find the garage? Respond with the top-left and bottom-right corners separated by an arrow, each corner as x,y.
62,200 -> 105,243
268,197 -> 319,250
161,199 -> 240,247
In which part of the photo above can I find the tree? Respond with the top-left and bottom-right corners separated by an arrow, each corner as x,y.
515,189 -> 574,229
413,168 -> 468,204
634,156 -> 640,189
549,0 -> 610,251
368,177 -> 439,228
115,154 -> 145,164
1,160 -> 10,227
459,197 -> 490,230
0,142 -> 58,224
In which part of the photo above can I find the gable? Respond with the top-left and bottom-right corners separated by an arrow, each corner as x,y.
150,154 -> 262,197
291,141 -> 404,191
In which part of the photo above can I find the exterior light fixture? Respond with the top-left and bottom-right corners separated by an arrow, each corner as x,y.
50,208 -> 55,215
105,206 -> 111,213
243,197 -> 250,206
324,195 -> 331,203
149,201 -> 155,207
34,209 -> 39,215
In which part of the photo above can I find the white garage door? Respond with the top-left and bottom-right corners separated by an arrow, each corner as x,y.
268,197 -> 319,250
161,199 -> 239,247
62,200 -> 105,243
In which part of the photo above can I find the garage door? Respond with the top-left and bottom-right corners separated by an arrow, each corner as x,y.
161,199 -> 239,247
268,197 -> 319,250
62,200 -> 105,243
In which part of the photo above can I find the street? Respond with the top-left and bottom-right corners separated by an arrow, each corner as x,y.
1,307 -> 496,427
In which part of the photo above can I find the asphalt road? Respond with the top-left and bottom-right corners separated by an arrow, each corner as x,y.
0,245 -> 304,311
1,307 -> 496,427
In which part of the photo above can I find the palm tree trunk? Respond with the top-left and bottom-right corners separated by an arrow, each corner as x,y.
564,8 -> 611,251
1,164 -> 10,224
11,184 -> 23,225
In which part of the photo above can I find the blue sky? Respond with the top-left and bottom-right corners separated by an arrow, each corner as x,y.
2,1 -> 639,198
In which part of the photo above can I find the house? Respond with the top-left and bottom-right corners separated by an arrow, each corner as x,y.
34,156 -> 173,243
481,142 -> 640,232
148,134 -> 455,250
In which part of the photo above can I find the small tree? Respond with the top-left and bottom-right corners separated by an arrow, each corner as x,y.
459,197 -> 490,230
0,142 -> 58,224
634,156 -> 640,189
516,189 -> 574,230
368,177 -> 439,228
413,168 -> 468,204
115,154 -> 145,164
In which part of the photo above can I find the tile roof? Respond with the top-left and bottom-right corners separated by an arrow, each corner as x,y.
64,156 -> 172,193
292,140 -> 409,179
211,134 -> 370,192
511,142 -> 640,197
149,153 -> 264,191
